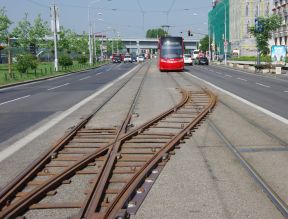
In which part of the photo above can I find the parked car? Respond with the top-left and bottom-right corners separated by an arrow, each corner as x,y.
198,57 -> 209,65
137,55 -> 145,62
184,54 -> 193,65
123,54 -> 132,63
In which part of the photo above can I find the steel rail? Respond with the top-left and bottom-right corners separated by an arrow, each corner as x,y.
0,65 -> 191,218
76,62 -> 151,219
172,71 -> 288,218
0,64 -> 146,218
101,89 -> 217,218
208,120 -> 288,218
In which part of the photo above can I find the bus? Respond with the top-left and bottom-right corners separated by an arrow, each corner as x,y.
158,36 -> 184,71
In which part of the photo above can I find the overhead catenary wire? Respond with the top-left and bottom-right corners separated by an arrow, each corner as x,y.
24,0 -> 49,8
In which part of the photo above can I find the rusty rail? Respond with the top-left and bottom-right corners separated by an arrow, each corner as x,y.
0,65 -> 217,218
0,63 -> 149,218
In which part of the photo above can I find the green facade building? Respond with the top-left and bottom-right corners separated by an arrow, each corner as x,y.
208,0 -> 230,56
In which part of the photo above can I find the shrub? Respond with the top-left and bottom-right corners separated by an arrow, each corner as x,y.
231,56 -> 271,62
77,55 -> 88,64
59,55 -> 73,67
15,54 -> 38,73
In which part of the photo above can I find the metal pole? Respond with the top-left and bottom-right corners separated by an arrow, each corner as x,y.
88,7 -> 92,65
53,4 -> 58,71
7,35 -> 12,76
93,12 -> 96,64
208,22 -> 211,61
112,38 -> 114,54
224,1 -> 227,65
100,35 -> 103,61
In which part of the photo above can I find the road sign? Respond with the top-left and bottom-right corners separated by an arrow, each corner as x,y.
224,41 -> 228,46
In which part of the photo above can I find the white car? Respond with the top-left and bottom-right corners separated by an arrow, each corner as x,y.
137,55 -> 145,62
184,54 -> 193,65
123,55 -> 132,63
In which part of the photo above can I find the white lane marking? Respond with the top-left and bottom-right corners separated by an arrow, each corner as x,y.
48,83 -> 70,91
79,76 -> 91,81
216,72 -> 222,74
237,77 -> 247,82
256,82 -> 270,88
225,74 -> 232,77
0,65 -> 139,162
0,95 -> 31,106
284,91 -> 288,93
185,72 -> 288,125
97,72 -> 103,75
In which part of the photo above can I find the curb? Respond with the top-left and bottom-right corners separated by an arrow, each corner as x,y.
0,62 -> 109,89
210,62 -> 288,80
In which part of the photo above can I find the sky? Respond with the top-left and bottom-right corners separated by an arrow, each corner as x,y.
1,0 -> 212,39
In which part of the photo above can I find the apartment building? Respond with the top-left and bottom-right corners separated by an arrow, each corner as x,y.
273,0 -> 288,45
230,0 -> 273,56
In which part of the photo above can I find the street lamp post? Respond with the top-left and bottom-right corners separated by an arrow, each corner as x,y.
88,6 -> 93,65
88,0 -> 101,65
218,0 -> 227,65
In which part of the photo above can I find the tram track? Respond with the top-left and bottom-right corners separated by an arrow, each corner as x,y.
178,71 -> 288,218
0,63 -> 148,219
0,65 -> 217,219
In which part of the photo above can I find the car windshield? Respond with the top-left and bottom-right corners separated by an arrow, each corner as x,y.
184,55 -> 191,58
125,56 -> 130,58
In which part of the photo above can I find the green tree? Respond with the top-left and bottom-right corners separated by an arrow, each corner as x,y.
146,28 -> 167,38
12,13 -> 32,50
57,26 -> 77,53
12,13 -> 49,52
249,15 -> 282,56
0,7 -> 12,43
30,14 -> 50,50
199,35 -> 209,52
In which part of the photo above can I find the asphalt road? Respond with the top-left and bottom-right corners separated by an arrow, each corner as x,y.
0,62 -> 136,144
186,64 -> 288,119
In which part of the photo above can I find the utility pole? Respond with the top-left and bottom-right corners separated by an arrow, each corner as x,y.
7,35 -> 12,77
88,7 -> 93,65
51,3 -> 59,71
100,35 -> 103,61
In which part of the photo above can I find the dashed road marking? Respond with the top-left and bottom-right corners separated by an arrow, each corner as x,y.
256,82 -> 270,88
225,74 -> 232,77
284,91 -> 288,93
0,65 -> 139,162
185,72 -> 288,125
237,77 -> 247,82
79,76 -> 91,81
48,83 -> 70,91
0,95 -> 31,106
